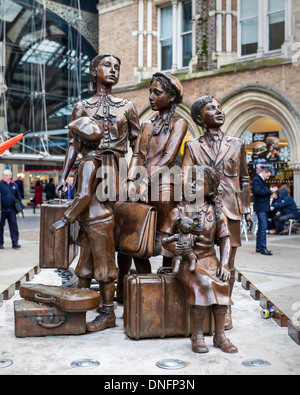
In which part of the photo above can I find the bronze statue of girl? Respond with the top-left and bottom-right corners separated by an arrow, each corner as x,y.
162,165 -> 238,354
126,72 -> 188,274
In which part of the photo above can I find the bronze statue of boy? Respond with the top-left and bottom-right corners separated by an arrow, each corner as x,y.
51,117 -> 117,332
182,96 -> 253,330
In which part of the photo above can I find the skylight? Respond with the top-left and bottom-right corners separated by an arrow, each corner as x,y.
20,39 -> 65,66
0,0 -> 23,23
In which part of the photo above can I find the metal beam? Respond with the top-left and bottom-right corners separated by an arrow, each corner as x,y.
0,152 -> 65,166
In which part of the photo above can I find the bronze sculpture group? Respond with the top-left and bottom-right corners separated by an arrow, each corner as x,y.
49,53 -> 252,354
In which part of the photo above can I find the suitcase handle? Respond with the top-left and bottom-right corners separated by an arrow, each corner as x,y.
36,316 -> 66,329
157,267 -> 174,276
34,293 -> 57,305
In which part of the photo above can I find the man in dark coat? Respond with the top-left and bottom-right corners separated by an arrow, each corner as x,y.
272,189 -> 300,234
0,169 -> 24,249
44,178 -> 56,201
252,167 -> 273,255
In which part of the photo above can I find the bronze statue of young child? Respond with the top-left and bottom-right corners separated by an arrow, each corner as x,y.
161,165 -> 238,354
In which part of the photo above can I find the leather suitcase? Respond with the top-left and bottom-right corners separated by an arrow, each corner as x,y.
114,201 -> 157,259
14,300 -> 86,338
19,284 -> 100,313
124,270 -> 214,340
39,199 -> 79,269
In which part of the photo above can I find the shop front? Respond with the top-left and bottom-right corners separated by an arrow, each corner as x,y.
222,86 -> 300,207
240,117 -> 293,198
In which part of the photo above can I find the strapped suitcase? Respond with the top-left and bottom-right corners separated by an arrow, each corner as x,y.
113,201 -> 157,259
19,284 -> 100,313
39,199 -> 79,269
124,269 -> 214,340
14,300 -> 87,338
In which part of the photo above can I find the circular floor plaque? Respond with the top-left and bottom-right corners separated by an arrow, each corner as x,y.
242,359 -> 271,368
0,359 -> 13,369
156,359 -> 186,370
70,359 -> 100,369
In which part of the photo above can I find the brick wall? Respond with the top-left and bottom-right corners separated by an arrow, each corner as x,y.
99,1 -> 140,87
98,0 -> 300,118
194,0 -> 217,72
115,63 -> 300,118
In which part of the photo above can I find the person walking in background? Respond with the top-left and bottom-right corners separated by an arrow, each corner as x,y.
44,178 -> 56,201
33,180 -> 43,214
0,169 -> 24,249
252,167 -> 274,255
14,176 -> 24,199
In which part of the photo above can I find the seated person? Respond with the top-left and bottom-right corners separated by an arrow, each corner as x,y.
271,188 -> 300,235
268,190 -> 280,234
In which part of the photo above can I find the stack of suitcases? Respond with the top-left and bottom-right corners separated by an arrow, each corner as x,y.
14,284 -> 100,337
14,198 -> 98,338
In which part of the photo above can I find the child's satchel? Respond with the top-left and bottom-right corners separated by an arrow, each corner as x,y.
113,201 -> 157,259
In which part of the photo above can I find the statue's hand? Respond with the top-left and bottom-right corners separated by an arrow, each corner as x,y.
217,266 -> 230,282
245,213 -> 254,232
50,218 -> 68,236
56,180 -> 66,199
139,182 -> 148,203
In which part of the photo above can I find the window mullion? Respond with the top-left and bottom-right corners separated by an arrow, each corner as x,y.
257,0 -> 265,57
177,1 -> 181,69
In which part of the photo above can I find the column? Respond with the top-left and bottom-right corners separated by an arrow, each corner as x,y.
226,0 -> 232,53
282,0 -> 292,57
257,0 -> 264,57
216,0 -> 223,53
138,0 -> 144,69
171,0 -> 178,71
147,0 -> 152,69
191,0 -> 197,58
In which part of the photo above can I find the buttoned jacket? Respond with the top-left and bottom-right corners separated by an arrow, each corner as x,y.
182,133 -> 251,221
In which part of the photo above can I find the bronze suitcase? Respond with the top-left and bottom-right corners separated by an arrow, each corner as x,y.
14,300 -> 86,338
114,201 -> 157,259
124,270 -> 214,340
19,284 -> 100,313
39,199 -> 79,269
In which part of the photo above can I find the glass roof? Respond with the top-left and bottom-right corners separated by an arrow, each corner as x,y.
0,0 -> 97,156
0,0 -> 23,23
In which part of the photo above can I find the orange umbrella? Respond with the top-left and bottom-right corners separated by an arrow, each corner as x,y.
0,130 -> 32,156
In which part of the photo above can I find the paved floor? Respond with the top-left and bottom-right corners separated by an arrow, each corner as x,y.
0,209 -> 300,376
